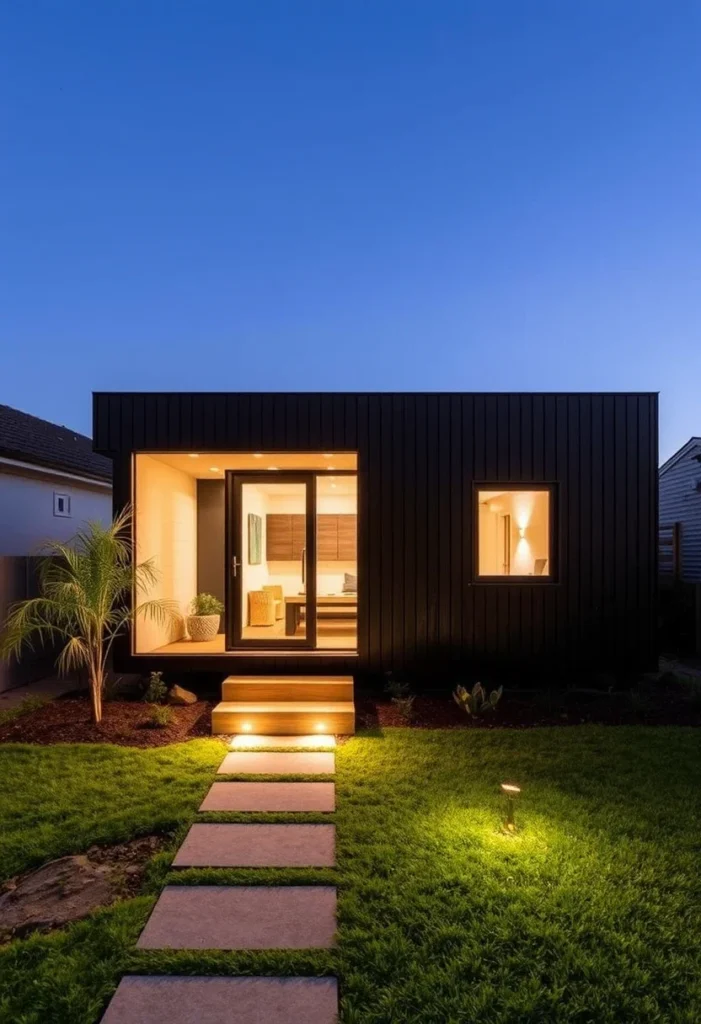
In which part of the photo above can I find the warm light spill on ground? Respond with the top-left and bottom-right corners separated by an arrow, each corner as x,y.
229,734 -> 336,749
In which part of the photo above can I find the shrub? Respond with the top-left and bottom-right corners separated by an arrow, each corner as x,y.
146,704 -> 172,729
453,682 -> 503,716
142,671 -> 168,705
392,695 -> 416,722
384,673 -> 416,722
190,593 -> 224,616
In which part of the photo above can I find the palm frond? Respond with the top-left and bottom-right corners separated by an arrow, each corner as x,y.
57,636 -> 90,675
0,597 -> 75,659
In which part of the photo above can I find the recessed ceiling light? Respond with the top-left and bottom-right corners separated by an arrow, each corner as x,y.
268,466 -> 278,471
188,453 -> 199,458
330,483 -> 337,489
209,466 -> 220,472
327,466 -> 336,471
324,454 -> 334,458
253,453 -> 263,458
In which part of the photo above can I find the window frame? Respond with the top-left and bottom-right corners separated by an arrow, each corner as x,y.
53,492 -> 72,518
472,482 -> 557,585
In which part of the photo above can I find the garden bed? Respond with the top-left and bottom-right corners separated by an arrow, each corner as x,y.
0,696 -> 212,747
358,680 -> 701,729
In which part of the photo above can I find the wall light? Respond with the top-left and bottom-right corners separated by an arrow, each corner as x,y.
241,723 -> 253,733
315,723 -> 326,732
324,453 -> 334,458
253,453 -> 263,458
188,453 -> 200,458
519,527 -> 526,539
501,782 -> 521,831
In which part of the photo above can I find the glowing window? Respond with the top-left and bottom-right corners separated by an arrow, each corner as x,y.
477,488 -> 551,578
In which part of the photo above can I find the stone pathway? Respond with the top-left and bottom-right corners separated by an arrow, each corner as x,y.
217,750 -> 335,775
200,781 -> 336,812
102,976 -> 338,1024
101,738 -> 338,1022
173,823 -> 336,867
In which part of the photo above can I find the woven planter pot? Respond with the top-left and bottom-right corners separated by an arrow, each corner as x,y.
187,614 -> 220,643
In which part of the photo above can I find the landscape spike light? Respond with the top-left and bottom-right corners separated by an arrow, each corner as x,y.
501,782 -> 521,831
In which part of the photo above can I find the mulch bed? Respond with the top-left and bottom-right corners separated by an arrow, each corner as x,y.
357,687 -> 701,729
0,697 -> 213,747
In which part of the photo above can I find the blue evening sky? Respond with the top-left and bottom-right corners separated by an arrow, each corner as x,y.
1,1 -> 699,460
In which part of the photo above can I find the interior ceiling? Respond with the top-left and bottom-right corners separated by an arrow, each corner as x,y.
144,451 -> 357,478
249,477 -> 357,497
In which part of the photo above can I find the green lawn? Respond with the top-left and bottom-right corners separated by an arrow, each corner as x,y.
1,727 -> 700,1023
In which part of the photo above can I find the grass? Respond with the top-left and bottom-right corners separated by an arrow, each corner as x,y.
0,695 -> 48,727
0,727 -> 700,1022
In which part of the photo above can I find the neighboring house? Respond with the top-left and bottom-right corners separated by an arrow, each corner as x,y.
659,436 -> 701,582
94,391 -> 658,691
0,403 -> 113,691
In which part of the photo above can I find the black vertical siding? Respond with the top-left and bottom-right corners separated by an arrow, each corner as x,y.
94,392 -> 659,679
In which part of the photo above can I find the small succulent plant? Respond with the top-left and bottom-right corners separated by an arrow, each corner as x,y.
453,682 -> 503,716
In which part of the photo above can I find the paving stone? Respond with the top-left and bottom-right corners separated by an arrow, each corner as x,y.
199,781 -> 335,812
137,886 -> 337,949
230,734 -> 336,749
217,751 -> 335,775
172,824 -> 336,867
101,975 -> 338,1024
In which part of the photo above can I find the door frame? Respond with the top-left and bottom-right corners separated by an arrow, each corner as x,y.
225,471 -> 317,650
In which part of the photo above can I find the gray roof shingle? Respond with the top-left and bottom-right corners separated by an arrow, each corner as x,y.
0,403 -> 112,482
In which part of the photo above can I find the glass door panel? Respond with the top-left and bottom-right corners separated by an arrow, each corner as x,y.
315,473 -> 358,650
227,473 -> 316,648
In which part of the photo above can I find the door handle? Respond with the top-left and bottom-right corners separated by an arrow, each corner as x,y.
232,556 -> 241,576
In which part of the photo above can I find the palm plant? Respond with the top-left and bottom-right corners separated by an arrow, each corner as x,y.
0,506 -> 176,724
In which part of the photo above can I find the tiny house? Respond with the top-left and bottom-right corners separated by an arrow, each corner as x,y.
93,392 -> 658,686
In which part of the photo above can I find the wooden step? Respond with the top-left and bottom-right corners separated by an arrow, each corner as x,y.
222,676 -> 354,702
212,701 -> 355,736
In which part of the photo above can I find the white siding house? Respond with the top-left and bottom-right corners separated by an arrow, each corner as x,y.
659,437 -> 701,582
0,403 -> 113,691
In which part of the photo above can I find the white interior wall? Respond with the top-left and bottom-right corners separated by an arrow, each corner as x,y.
478,490 -> 549,576
134,455 -> 197,652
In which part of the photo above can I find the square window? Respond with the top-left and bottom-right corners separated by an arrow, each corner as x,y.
53,492 -> 72,517
476,487 -> 552,578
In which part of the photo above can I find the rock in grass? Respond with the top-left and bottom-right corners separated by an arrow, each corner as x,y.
0,856 -> 115,940
167,685 -> 197,706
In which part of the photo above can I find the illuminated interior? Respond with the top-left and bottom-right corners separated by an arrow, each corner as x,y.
477,489 -> 550,577
133,452 -> 357,653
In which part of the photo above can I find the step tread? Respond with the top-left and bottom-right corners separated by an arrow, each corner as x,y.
213,701 -> 355,713
223,675 -> 353,684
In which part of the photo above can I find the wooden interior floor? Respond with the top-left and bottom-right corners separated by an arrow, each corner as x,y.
154,625 -> 357,655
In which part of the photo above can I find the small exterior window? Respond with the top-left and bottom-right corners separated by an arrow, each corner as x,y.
53,492 -> 72,517
476,487 -> 552,579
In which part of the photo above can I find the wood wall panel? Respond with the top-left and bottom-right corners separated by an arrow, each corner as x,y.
94,391 -> 659,681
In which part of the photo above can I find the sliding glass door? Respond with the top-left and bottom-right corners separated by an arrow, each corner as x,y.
226,472 -> 317,649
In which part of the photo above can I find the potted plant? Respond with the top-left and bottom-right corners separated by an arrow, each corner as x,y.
187,593 -> 224,642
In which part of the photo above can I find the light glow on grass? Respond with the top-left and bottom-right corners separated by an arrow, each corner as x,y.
229,733 -> 336,749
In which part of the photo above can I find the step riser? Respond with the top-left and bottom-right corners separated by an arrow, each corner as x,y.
212,710 -> 355,736
222,681 -> 353,702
